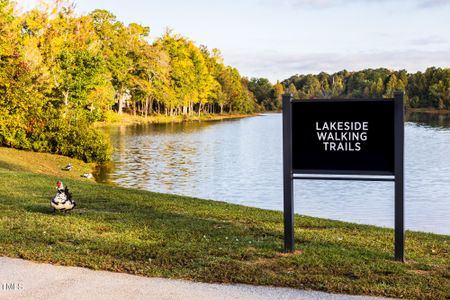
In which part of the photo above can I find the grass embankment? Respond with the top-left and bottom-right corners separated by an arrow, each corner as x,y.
95,112 -> 259,127
0,148 -> 449,299
0,147 -> 94,180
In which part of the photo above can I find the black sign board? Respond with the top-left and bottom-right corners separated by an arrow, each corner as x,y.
282,93 -> 405,262
292,99 -> 395,175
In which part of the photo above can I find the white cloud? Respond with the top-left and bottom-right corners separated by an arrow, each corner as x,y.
409,36 -> 448,46
263,0 -> 450,9
226,49 -> 450,81
417,0 -> 450,8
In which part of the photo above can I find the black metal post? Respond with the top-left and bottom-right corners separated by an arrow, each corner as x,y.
394,91 -> 405,262
282,93 -> 294,252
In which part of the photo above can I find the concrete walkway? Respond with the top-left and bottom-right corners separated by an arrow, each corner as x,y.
0,257 -> 389,300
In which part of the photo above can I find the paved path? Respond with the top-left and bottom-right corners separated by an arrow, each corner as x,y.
0,257 -> 390,300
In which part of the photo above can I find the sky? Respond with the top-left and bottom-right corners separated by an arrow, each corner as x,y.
19,0 -> 450,82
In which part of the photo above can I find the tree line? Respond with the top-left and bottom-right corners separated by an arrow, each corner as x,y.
0,0 -> 258,162
1,0 -> 448,163
247,68 -> 450,111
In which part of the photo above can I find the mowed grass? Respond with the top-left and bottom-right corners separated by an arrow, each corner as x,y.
0,147 -> 94,180
0,148 -> 449,299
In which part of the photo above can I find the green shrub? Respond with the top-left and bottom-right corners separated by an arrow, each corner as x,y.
42,119 -> 112,163
0,116 -> 112,163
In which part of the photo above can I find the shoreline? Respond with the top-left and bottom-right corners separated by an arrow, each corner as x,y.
1,146 -> 447,237
407,107 -> 450,114
93,108 -> 450,128
94,112 -> 261,127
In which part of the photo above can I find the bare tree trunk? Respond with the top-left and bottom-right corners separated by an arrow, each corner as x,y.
148,97 -> 153,115
63,91 -> 69,107
117,93 -> 124,115
144,98 -> 148,117
61,90 -> 69,118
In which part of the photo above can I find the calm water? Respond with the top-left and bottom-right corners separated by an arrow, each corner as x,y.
97,112 -> 450,235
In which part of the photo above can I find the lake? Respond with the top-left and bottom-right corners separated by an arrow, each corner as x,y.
96,112 -> 450,235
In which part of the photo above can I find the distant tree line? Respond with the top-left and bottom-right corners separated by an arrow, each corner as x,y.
0,0 -> 257,162
247,68 -> 450,111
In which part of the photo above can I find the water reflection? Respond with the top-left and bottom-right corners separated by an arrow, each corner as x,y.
406,111 -> 450,129
96,113 -> 450,235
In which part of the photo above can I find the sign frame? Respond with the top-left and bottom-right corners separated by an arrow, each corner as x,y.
282,92 -> 405,262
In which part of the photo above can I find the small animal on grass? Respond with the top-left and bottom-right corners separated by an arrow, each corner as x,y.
51,181 -> 76,213
81,173 -> 93,179
62,164 -> 72,171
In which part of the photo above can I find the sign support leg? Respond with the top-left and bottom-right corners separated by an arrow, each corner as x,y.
394,92 -> 405,262
283,93 -> 294,252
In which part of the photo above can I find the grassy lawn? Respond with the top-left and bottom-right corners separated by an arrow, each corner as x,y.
0,147 -> 94,180
0,147 -> 449,299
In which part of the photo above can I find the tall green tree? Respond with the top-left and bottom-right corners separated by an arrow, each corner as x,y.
90,9 -> 133,115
